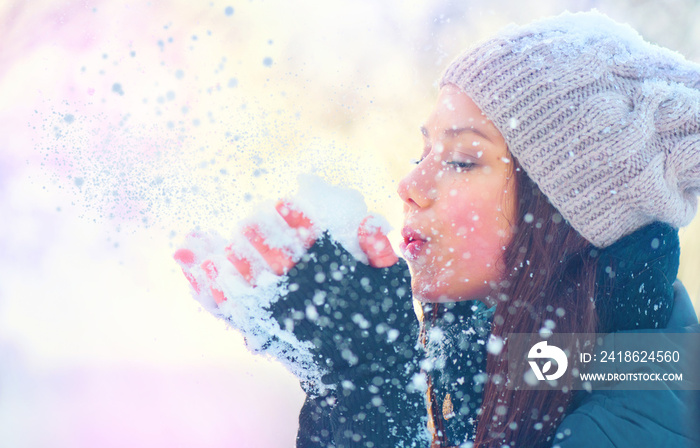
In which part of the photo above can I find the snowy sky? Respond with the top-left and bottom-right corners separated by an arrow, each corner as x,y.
1,0 -> 699,446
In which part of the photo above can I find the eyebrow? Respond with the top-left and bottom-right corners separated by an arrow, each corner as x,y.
420,125 -> 494,143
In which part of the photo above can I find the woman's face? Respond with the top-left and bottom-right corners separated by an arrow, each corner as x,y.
398,84 -> 516,303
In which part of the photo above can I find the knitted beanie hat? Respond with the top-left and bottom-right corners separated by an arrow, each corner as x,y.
440,11 -> 700,248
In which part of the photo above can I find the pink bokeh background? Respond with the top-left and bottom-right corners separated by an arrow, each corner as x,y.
2,1 -> 699,447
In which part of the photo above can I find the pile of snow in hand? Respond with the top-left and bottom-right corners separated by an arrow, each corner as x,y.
180,174 -> 391,392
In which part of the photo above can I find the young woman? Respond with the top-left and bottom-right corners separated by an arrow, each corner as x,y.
175,11 -> 700,448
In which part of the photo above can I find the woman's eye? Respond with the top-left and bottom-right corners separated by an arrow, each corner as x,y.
411,157 -> 425,165
445,161 -> 476,171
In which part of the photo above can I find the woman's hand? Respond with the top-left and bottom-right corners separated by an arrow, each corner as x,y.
173,199 -> 398,306
172,191 -> 426,445
170,196 -> 417,390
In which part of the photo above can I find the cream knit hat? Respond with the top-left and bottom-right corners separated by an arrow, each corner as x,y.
441,11 -> 700,248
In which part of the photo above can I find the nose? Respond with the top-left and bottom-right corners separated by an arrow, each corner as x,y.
397,159 -> 435,209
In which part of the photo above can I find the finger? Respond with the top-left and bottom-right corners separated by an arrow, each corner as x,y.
174,248 -> 196,266
173,248 -> 201,293
275,200 -> 316,248
358,216 -> 398,268
275,200 -> 313,228
201,259 -> 227,305
225,245 -> 256,285
243,225 -> 296,275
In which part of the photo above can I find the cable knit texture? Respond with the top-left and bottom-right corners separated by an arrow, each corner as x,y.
440,11 -> 700,248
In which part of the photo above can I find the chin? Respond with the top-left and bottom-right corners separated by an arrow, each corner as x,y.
410,275 -> 493,303
411,279 -> 474,303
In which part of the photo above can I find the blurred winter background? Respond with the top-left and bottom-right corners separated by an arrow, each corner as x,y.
1,0 -> 699,446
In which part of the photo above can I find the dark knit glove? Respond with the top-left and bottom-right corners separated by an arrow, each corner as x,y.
174,173 -> 432,447
272,234 -> 429,447
271,234 -> 417,386
176,230 -> 429,447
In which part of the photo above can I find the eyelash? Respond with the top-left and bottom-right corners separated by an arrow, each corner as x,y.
412,158 -> 476,171
445,161 -> 476,170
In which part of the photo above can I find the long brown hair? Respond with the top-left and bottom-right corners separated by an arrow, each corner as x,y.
473,160 -> 600,447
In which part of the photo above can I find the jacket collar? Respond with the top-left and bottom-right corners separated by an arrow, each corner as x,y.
593,221 -> 680,333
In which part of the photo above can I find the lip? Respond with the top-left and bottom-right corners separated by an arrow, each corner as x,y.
400,227 -> 427,260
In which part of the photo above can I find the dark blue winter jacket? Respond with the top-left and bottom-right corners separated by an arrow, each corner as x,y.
553,280 -> 700,448
287,223 -> 699,447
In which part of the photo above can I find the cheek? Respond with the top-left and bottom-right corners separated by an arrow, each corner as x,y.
443,191 -> 510,257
